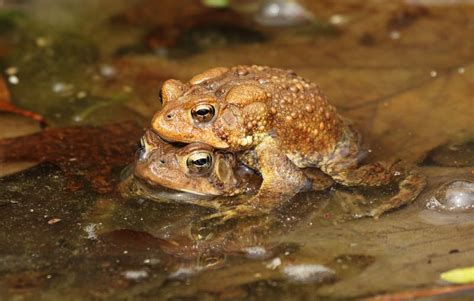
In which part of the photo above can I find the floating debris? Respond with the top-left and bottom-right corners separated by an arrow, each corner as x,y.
84,223 -> 100,240
47,218 -> 62,225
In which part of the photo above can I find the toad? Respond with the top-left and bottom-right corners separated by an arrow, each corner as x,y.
151,65 -> 425,218
134,129 -> 259,200
126,130 -> 332,215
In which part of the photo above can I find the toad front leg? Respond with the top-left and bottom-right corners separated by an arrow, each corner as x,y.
206,136 -> 309,222
248,136 -> 309,211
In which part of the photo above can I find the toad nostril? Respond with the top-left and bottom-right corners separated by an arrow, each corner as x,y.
166,114 -> 172,119
159,159 -> 165,164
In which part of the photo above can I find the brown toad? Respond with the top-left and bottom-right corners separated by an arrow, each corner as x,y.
151,65 -> 425,218
134,129 -> 258,199
125,130 -> 332,218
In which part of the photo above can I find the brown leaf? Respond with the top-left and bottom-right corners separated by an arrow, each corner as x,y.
0,122 -> 143,193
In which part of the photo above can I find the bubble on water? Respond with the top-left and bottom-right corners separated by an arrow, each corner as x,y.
329,14 -> 348,26
282,264 -> 335,283
426,180 -> 474,212
73,115 -> 83,122
256,0 -> 314,26
143,258 -> 161,265
8,75 -> 19,85
389,30 -> 401,40
266,257 -> 282,269
99,64 -> 116,78
168,266 -> 202,279
52,82 -> 74,96
36,36 -> 50,48
76,91 -> 87,99
122,270 -> 148,281
244,246 -> 268,259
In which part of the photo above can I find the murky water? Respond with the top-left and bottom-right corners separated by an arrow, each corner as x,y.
0,0 -> 473,300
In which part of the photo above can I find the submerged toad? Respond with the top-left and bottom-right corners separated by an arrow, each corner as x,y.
151,65 -> 425,218
134,130 -> 258,199
128,130 -> 332,214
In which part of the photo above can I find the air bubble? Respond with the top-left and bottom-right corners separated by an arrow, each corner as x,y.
255,0 -> 314,26
426,180 -> 474,212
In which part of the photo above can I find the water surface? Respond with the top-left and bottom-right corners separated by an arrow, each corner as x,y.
0,0 -> 473,300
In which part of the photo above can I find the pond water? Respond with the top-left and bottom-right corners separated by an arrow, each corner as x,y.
0,0 -> 473,300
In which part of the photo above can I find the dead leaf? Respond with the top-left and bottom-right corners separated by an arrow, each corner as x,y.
0,122 -> 143,193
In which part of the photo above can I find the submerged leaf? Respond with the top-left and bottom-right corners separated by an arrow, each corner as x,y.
0,122 -> 143,193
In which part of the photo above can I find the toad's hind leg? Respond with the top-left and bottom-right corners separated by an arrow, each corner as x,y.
302,168 -> 334,191
323,161 -> 425,218
369,171 -> 425,218
326,160 -> 396,187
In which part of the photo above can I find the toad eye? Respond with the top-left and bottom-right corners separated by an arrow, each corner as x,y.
191,104 -> 216,123
186,151 -> 213,174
